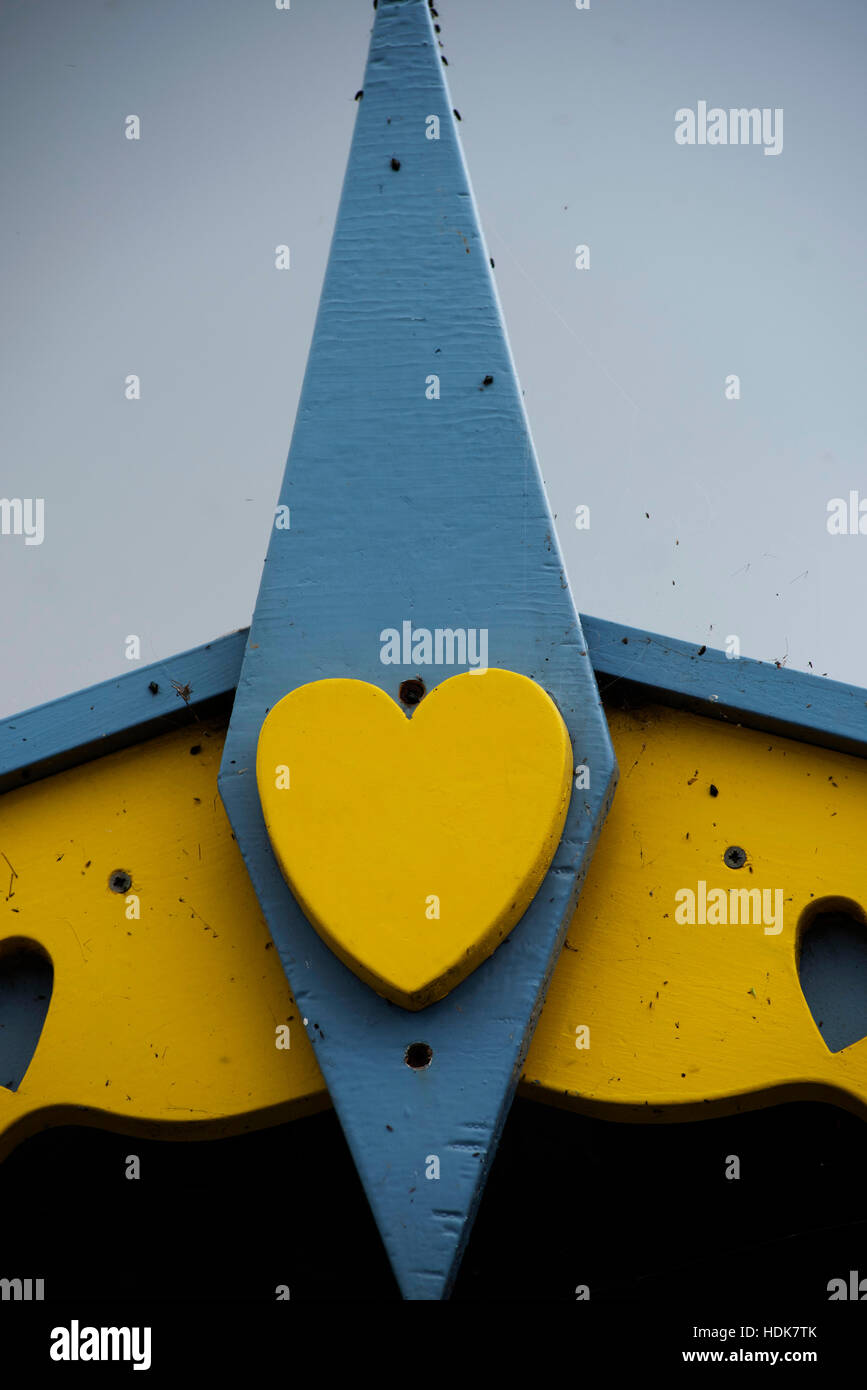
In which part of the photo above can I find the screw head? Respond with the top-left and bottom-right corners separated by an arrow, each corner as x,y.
723,846 -> 747,870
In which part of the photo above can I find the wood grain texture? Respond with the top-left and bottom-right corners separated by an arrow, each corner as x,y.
217,0 -> 616,1300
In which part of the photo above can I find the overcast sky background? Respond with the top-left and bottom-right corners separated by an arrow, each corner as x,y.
1,0 -> 865,717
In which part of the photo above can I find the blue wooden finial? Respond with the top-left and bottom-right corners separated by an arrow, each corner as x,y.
219,0 -> 616,1298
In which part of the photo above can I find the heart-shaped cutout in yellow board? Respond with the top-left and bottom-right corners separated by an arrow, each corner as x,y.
256,670 -> 573,1010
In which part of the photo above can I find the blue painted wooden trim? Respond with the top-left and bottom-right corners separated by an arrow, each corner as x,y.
2,618 -> 866,794
217,0 -> 617,1302
0,630 -> 248,794
583,615 -> 867,760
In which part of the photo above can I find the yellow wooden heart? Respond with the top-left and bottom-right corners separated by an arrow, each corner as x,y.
256,670 -> 573,1010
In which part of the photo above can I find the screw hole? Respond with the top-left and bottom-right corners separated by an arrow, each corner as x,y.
404,1042 -> 433,1070
399,678 -> 426,707
109,870 -> 132,894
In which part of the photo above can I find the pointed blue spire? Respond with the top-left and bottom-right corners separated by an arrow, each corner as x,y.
219,0 -> 616,1299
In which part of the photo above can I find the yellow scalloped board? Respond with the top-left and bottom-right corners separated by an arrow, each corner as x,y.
2,701 -> 867,1162
523,701 -> 867,1120
256,673 -> 573,1009
0,720 -> 327,1162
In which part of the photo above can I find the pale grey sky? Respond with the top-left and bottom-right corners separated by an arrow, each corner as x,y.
2,0 -> 866,716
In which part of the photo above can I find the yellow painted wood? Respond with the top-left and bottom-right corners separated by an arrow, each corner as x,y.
4,700 -> 867,1165
256,672 -> 573,1010
0,720 -> 326,1162
522,702 -> 867,1121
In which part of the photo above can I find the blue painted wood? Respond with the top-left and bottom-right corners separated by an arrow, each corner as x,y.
584,615 -> 867,759
0,631 -> 247,793
217,0 -> 617,1300
3,619 -> 866,796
